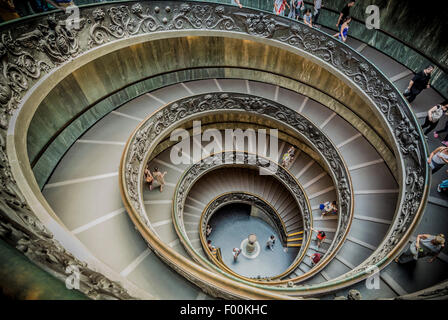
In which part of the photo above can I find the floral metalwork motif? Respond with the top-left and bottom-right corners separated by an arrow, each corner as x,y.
0,1 -> 428,296
0,10 -> 129,300
89,3 -> 238,46
15,15 -> 85,63
395,280 -> 448,300
0,192 -> 133,300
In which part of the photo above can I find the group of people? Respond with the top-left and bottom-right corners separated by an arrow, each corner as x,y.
389,64 -> 447,265
332,0 -> 355,43
205,225 -> 220,258
207,240 -> 218,257
144,165 -> 167,192
205,224 -> 242,262
308,227 -> 325,266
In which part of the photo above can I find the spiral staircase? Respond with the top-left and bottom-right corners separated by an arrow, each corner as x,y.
0,1 -> 447,300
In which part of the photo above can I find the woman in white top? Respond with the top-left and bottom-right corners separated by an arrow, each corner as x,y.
421,102 -> 448,136
427,146 -> 448,174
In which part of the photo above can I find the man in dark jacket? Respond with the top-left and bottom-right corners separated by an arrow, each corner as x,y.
404,65 -> 434,103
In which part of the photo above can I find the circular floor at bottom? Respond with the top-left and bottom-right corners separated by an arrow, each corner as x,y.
207,203 -> 299,278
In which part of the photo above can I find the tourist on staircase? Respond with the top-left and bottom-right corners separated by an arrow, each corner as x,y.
207,240 -> 217,257
437,179 -> 448,193
336,0 -> 355,30
288,0 -> 304,20
303,8 -> 313,27
313,0 -> 324,26
310,252 -> 322,266
281,146 -> 296,168
334,16 -> 351,43
274,0 -> 290,16
434,117 -> 448,147
395,234 -> 445,264
144,165 -> 154,191
231,0 -> 242,9
206,224 -> 212,237
311,227 -> 326,248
